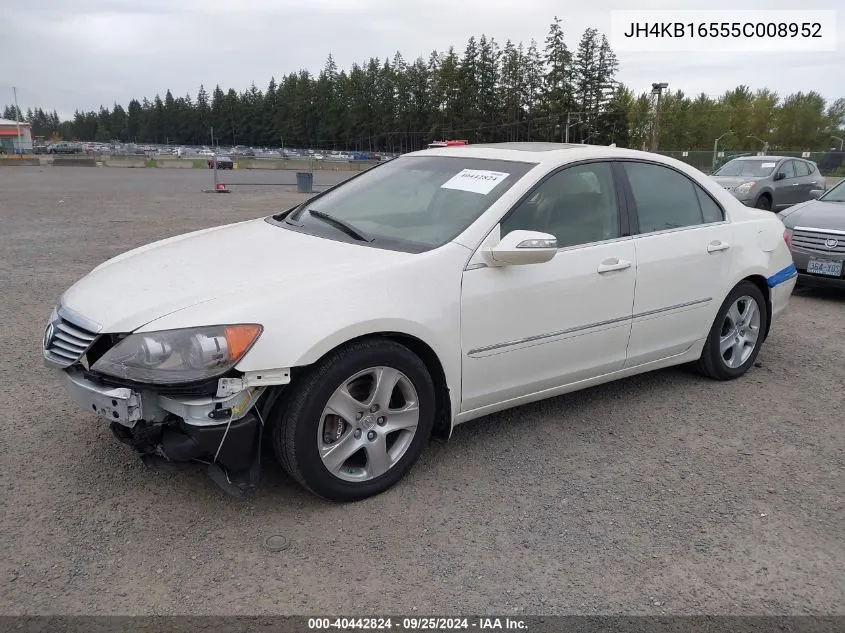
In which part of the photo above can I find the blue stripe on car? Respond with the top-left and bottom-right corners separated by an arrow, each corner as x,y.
767,263 -> 798,288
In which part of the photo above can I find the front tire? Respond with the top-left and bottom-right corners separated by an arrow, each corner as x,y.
271,339 -> 435,501
697,281 -> 768,380
754,195 -> 772,211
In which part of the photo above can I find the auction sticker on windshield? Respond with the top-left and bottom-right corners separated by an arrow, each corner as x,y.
761,162 -> 776,168
441,169 -> 510,195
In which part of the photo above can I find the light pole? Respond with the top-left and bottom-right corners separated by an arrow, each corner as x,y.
650,82 -> 668,152
712,131 -> 732,171
832,136 -> 844,151
747,135 -> 769,155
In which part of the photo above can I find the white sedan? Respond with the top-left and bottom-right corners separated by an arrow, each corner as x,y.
44,142 -> 797,500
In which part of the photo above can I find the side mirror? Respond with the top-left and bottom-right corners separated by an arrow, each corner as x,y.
487,230 -> 558,266
773,172 -> 786,181
809,189 -> 824,199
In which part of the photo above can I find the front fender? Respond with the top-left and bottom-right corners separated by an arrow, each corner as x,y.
137,243 -> 469,426
257,318 -> 443,370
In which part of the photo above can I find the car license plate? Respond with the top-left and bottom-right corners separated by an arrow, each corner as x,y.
807,258 -> 843,277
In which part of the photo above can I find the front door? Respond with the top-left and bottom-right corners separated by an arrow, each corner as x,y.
460,161 -> 637,413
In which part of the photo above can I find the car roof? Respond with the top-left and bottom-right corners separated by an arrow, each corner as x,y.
729,155 -> 802,162
407,142 -> 683,165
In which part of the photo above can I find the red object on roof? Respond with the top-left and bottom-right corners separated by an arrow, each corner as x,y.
428,140 -> 469,148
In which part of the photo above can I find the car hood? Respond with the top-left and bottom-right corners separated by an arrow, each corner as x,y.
711,176 -> 763,189
779,200 -> 845,229
61,218 -> 413,332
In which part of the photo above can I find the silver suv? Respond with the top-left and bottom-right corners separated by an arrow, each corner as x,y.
711,156 -> 825,211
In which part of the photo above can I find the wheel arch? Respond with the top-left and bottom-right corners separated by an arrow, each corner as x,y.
739,274 -> 772,340
289,331 -> 452,441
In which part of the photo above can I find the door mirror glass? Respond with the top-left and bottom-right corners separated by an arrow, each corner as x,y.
488,230 -> 557,266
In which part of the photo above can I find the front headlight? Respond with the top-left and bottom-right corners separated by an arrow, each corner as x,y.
91,324 -> 262,384
734,181 -> 756,196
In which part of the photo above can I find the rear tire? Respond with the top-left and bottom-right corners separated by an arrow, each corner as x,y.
697,281 -> 768,380
271,339 -> 435,501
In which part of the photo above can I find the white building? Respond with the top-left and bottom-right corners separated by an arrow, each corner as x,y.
0,118 -> 33,154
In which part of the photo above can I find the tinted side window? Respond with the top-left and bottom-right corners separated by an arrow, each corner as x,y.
695,186 -> 724,223
500,162 -> 620,248
781,161 -> 796,179
623,162 -> 705,233
794,161 -> 810,176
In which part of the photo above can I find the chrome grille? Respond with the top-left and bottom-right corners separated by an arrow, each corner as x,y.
791,228 -> 845,255
44,309 -> 100,368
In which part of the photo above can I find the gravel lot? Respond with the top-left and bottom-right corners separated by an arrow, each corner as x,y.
0,166 -> 843,616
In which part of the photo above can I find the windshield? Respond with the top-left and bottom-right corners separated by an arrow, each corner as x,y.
715,159 -> 778,177
279,155 -> 537,252
820,179 -> 845,203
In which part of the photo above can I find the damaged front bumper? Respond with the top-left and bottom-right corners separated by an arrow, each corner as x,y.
62,368 -> 274,496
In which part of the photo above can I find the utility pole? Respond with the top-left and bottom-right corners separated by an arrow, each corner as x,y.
13,86 -> 21,155
563,112 -> 584,144
210,126 -> 217,188
649,82 -> 668,153
712,131 -> 732,172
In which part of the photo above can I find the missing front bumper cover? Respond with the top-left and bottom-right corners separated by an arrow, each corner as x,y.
65,368 -> 270,497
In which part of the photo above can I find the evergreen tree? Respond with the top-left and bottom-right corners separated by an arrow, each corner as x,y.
543,16 -> 573,142
477,35 -> 501,142
500,40 -> 523,142
573,27 -> 599,141
521,39 -> 544,141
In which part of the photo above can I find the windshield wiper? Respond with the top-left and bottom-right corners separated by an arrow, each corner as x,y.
308,209 -> 372,242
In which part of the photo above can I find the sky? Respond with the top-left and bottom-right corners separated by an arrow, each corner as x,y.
1,0 -> 843,120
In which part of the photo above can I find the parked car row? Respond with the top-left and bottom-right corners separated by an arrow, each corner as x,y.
37,141 -> 400,161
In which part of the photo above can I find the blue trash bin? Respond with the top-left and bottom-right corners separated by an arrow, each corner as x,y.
296,171 -> 313,193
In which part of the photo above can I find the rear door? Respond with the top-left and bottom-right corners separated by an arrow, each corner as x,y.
618,160 -> 733,368
773,160 -> 800,208
806,161 -> 825,192
793,160 -> 813,202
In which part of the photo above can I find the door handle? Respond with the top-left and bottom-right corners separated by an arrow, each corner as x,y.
707,240 -> 730,253
791,183 -> 799,186
597,258 -> 632,273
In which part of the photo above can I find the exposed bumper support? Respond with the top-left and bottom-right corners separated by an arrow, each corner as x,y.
62,368 -> 276,497
63,368 -> 264,428
64,370 -> 145,427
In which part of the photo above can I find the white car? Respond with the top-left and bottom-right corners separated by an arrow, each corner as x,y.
43,142 -> 797,501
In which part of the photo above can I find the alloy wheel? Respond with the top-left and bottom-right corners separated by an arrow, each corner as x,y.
719,295 -> 761,369
317,366 -> 419,482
